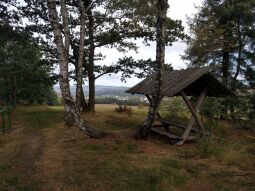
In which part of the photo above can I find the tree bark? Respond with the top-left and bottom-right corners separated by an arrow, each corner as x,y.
222,50 -> 230,86
47,0 -> 104,138
12,62 -> 17,108
60,0 -> 73,124
221,50 -> 230,119
234,22 -> 243,81
230,24 -> 243,120
136,0 -> 167,139
87,1 -> 96,112
81,87 -> 89,112
76,0 -> 86,112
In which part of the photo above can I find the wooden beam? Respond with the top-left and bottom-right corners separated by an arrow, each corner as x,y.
160,119 -> 186,129
151,127 -> 181,139
176,89 -> 207,146
155,119 -> 198,134
180,91 -> 206,137
151,127 -> 196,141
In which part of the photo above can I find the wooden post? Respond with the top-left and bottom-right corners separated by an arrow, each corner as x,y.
176,89 -> 207,146
180,91 -> 206,137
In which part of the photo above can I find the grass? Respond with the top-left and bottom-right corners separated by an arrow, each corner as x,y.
0,104 -> 254,191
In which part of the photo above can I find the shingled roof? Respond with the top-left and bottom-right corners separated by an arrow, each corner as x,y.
126,67 -> 233,97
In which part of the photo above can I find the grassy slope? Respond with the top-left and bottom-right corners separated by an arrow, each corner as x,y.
0,105 -> 254,191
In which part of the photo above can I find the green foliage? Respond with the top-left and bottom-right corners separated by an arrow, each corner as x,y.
200,97 -> 223,119
116,57 -> 173,81
184,0 -> 255,120
0,24 -> 56,105
160,97 -> 190,118
45,87 -> 59,106
10,0 -> 186,81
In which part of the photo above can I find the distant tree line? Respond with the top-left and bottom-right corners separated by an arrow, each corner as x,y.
95,96 -> 149,106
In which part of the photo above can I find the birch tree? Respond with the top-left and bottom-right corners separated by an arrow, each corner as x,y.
73,0 -> 185,112
46,0 -> 104,138
76,0 -> 87,112
136,0 -> 168,139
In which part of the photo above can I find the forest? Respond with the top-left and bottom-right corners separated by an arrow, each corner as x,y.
0,0 -> 254,190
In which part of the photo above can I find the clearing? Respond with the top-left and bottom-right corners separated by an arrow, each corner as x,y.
0,105 -> 254,191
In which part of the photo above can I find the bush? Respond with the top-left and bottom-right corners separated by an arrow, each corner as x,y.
200,97 -> 223,119
46,87 -> 59,106
160,97 -> 190,118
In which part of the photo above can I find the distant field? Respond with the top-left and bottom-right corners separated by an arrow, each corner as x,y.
50,104 -> 144,110
96,104 -> 140,110
0,105 -> 254,191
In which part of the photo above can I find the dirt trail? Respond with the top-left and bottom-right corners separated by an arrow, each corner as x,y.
17,134 -> 44,172
4,113 -> 45,190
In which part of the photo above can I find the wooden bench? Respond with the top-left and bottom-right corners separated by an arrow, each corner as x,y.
156,118 -> 198,133
151,127 -> 196,141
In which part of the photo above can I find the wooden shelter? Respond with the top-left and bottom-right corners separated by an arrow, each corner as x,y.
126,67 -> 233,145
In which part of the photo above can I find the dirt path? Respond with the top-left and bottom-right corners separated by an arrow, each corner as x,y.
0,111 -> 45,191
17,134 -> 44,173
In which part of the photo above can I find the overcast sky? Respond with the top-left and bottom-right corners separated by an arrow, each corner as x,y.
95,0 -> 204,87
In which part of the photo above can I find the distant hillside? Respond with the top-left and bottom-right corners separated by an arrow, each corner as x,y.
54,85 -> 133,97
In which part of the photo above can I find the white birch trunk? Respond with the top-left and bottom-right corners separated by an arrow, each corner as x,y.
47,0 -> 104,138
76,0 -> 86,112
137,0 -> 168,139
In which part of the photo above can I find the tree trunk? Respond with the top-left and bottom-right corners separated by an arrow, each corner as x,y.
12,76 -> 17,108
88,70 -> 95,112
221,50 -> 230,119
222,50 -> 230,86
81,87 -> 89,112
136,0 -> 167,139
47,0 -> 104,138
11,62 -> 17,108
76,0 -> 86,112
230,24 -> 243,121
234,22 -> 243,81
230,104 -> 235,120
87,2 -> 96,112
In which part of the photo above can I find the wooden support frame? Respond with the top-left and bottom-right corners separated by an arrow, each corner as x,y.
145,89 -> 207,146
181,91 -> 206,137
176,89 -> 207,146
158,119 -> 198,133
